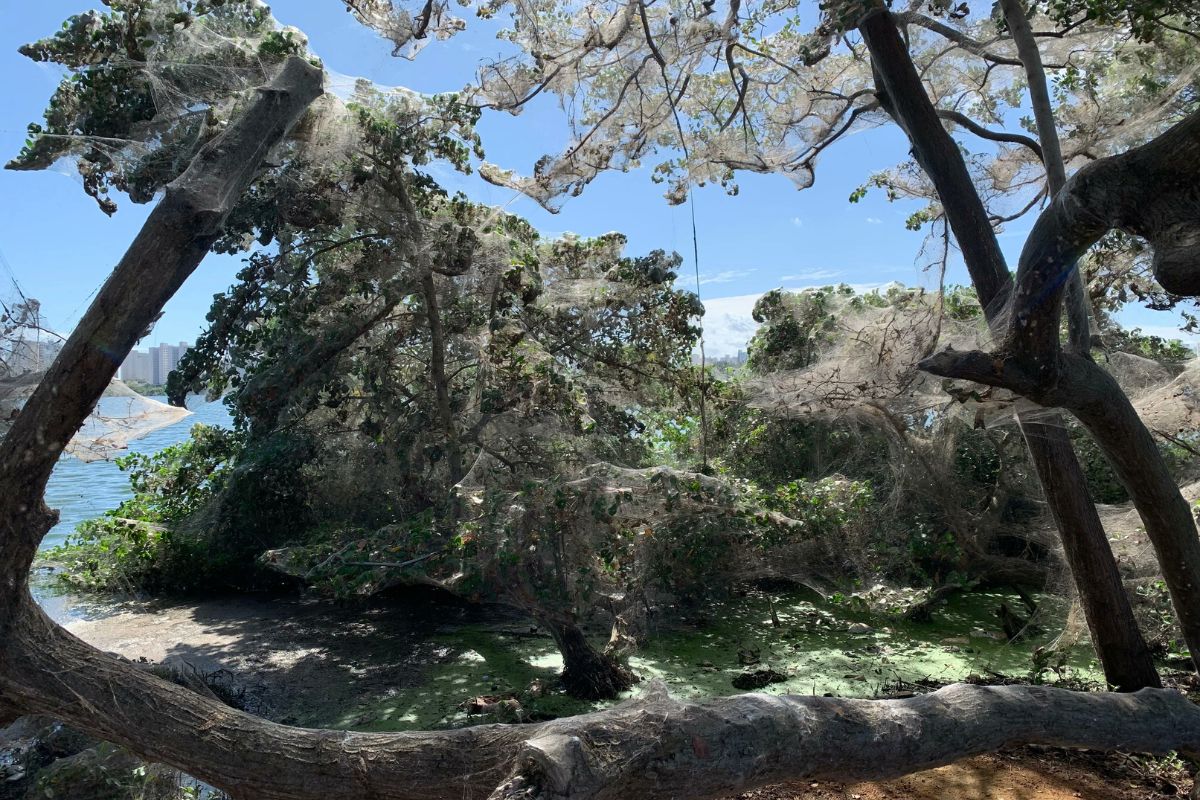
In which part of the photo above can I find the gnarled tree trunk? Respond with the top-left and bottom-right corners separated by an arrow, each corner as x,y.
539,616 -> 635,700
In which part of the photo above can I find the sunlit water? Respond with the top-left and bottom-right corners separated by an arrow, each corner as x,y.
41,396 -> 232,551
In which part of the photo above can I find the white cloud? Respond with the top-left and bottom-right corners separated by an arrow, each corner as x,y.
696,292 -> 765,358
698,268 -> 755,286
791,216 -> 804,227
866,217 -> 883,224
779,269 -> 842,282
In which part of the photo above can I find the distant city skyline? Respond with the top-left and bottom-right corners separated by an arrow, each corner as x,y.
119,342 -> 191,386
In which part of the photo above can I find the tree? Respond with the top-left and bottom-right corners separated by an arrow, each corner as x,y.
6,3 -> 1200,799
856,3 -> 1200,682
852,0 -> 1196,681
173,208 -> 707,698
340,0 -> 1200,691
164,198 -> 878,697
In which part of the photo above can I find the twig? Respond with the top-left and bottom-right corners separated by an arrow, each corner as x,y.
342,551 -> 442,570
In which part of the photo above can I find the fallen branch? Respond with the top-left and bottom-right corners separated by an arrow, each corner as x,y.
341,552 -> 443,570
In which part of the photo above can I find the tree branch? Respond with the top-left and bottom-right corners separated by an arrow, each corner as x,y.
1006,108 -> 1200,368
934,108 -> 1042,159
893,11 -> 1023,66
999,0 -> 1091,354
0,57 -> 324,618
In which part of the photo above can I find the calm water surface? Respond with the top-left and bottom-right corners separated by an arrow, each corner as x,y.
41,396 -> 232,550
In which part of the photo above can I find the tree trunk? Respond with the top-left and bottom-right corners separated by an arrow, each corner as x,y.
541,616 -> 635,700
998,0 -> 1091,353
422,271 -> 463,484
0,47 -> 319,781
5,597 -> 1200,800
1059,360 -> 1200,666
922,348 -> 1200,672
858,6 -> 1161,690
1017,421 -> 1160,683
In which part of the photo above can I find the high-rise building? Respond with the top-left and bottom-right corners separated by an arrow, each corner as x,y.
119,350 -> 153,384
119,341 -> 190,385
4,335 -> 61,374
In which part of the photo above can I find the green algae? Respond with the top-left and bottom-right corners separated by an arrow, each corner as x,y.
629,589 -> 1102,701
339,630 -> 587,731
339,587 -> 1104,732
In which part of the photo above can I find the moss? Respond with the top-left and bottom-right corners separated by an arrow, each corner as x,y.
628,589 -> 1102,699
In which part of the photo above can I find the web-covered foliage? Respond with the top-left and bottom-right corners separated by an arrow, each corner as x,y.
0,290 -> 50,435
8,0 -> 315,214
350,0 -> 1198,328
719,283 -> 1200,641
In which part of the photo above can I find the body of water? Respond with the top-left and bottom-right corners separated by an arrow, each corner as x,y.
41,396 -> 232,550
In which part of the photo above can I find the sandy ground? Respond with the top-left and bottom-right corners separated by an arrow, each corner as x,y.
732,750 -> 1180,800
51,586 -> 489,726
47,588 -> 1190,800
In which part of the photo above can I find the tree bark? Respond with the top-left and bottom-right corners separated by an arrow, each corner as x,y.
859,6 -> 1161,690
422,272 -> 464,484
5,597 -> 1200,800
540,616 -> 635,701
998,0 -> 1090,354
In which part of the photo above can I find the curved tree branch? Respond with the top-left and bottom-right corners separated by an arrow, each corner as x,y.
935,108 -> 1043,159
1005,108 -> 1200,369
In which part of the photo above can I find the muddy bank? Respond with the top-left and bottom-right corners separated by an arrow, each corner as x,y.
36,575 -> 506,729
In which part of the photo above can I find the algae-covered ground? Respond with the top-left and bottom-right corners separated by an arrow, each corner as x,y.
35,571 -> 1103,733
346,588 -> 1103,732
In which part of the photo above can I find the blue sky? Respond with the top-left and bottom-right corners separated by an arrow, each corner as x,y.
0,1 -> 1187,356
